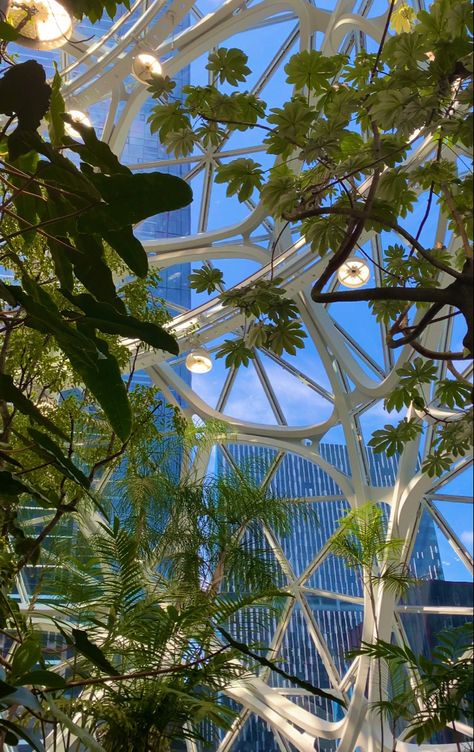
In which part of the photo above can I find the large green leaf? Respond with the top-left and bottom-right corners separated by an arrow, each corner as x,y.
77,171 -> 193,233
7,279 -> 131,439
0,719 -> 45,752
71,628 -> 119,675
69,235 -> 125,312
27,428 -> 91,489
10,635 -> 41,679
46,67 -> 65,147
17,670 -> 67,689
69,327 -> 132,441
64,118 -> 130,175
0,374 -> 67,439
0,470 -> 57,508
102,226 -> 148,278
63,292 -> 179,355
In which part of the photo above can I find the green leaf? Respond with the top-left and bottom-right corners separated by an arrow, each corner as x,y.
10,636 -> 41,679
0,374 -> 67,440
0,20 -> 19,41
265,99 -> 314,156
261,165 -> 299,216
47,697 -> 105,752
17,670 -> 67,689
69,235 -> 125,312
369,88 -> 415,131
71,628 -> 119,675
266,319 -> 307,356
46,66 -> 65,147
0,471 -> 35,498
0,470 -> 57,508
206,48 -> 251,86
63,117 -> 130,175
0,720 -> 44,752
77,171 -> 193,234
215,158 -> 264,202
422,452 -> 452,477
285,50 -> 345,92
369,419 -> 422,456
148,101 -> 190,141
147,74 -> 177,100
188,266 -> 224,294
27,428 -> 90,489
63,291 -> 179,355
163,128 -> 198,158
216,339 -> 255,368
435,379 -> 472,409
101,226 -> 148,278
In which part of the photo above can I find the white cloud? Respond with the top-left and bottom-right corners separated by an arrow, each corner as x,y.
460,530 -> 474,548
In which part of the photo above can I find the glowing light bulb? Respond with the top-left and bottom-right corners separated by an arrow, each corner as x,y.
337,257 -> 370,288
132,53 -> 163,83
185,347 -> 212,374
8,0 -> 72,50
65,110 -> 92,139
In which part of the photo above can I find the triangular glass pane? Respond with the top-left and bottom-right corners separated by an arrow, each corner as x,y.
257,352 -> 333,426
275,502 -> 322,576
224,360 -> 277,423
431,500 -> 473,556
191,355 -> 234,410
410,509 -> 472,585
429,461 -> 472,498
305,553 -> 362,599
304,594 -> 364,676
219,443 -> 279,486
228,713 -> 283,752
328,293 -> 386,377
266,605 -> 337,722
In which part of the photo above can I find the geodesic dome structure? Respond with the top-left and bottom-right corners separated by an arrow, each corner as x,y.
11,0 -> 473,750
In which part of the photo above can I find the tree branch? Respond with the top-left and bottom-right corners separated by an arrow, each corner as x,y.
285,205 -> 463,280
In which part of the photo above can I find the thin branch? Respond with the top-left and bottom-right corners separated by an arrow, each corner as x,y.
286,205 -> 463,280
65,645 -> 229,689
388,303 -> 444,347
409,341 -> 469,361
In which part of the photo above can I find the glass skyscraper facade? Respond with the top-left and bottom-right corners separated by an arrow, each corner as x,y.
214,443 -> 448,752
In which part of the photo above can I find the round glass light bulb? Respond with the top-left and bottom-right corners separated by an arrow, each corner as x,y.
132,53 -> 163,83
8,0 -> 72,49
65,110 -> 92,139
337,257 -> 371,289
185,347 -> 212,374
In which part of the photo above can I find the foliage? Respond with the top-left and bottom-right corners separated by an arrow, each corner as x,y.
188,273 -> 307,367
329,502 -> 415,600
0,447 -> 319,750
0,49 -> 194,749
355,623 -> 473,744
155,0 -> 473,474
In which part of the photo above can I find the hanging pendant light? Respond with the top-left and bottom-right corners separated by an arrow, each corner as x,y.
337,257 -> 370,288
185,347 -> 212,374
8,0 -> 72,50
132,53 -> 163,83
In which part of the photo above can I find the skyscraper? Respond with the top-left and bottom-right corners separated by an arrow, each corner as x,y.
215,443 -> 446,752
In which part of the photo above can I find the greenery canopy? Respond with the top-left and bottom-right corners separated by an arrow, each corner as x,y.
149,0 -> 473,476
